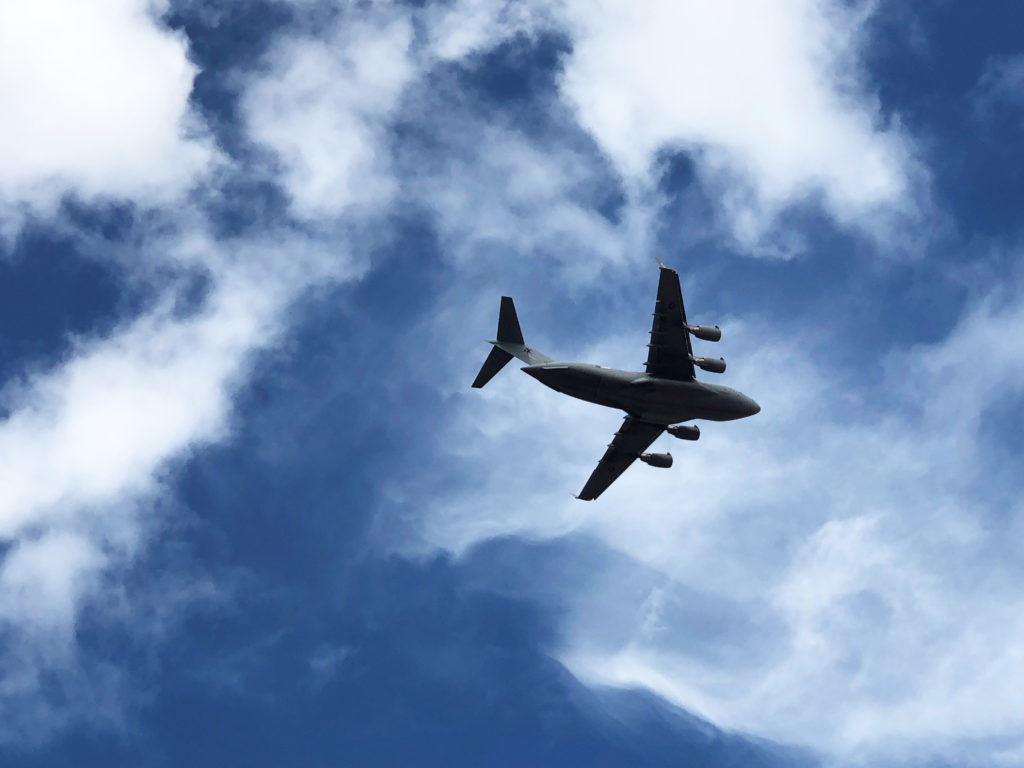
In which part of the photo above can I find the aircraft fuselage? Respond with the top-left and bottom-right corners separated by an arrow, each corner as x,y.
522,362 -> 760,426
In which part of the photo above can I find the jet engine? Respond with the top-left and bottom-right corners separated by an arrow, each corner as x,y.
667,424 -> 700,441
687,324 -> 721,342
639,452 -> 673,468
691,356 -> 726,374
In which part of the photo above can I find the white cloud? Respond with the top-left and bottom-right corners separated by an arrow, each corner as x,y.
0,532 -> 102,643
403,263 -> 1024,762
423,0 -> 556,62
0,253 -> 271,660
0,0 -> 215,225
0,264 -> 277,539
241,10 -> 415,220
556,0 -> 919,249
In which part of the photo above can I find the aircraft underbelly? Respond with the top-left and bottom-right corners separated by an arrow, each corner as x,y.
597,380 -> 735,424
531,367 -> 743,424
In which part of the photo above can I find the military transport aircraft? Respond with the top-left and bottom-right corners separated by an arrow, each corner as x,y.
472,263 -> 760,500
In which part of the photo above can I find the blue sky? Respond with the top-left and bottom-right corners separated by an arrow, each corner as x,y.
1,1 -> 1023,765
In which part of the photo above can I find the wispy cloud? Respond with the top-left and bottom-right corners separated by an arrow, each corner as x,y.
240,8 -> 415,220
973,54 -> 1024,128
0,227 -> 349,739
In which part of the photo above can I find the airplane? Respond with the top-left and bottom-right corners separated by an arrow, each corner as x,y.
472,262 -> 760,500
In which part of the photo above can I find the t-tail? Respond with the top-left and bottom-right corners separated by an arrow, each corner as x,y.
472,296 -> 553,388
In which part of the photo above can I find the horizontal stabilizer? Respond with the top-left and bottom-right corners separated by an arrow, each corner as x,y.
472,345 -> 514,388
492,340 -> 552,366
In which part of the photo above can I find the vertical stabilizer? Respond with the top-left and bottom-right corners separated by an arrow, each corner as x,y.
496,296 -> 524,344
472,296 -> 551,388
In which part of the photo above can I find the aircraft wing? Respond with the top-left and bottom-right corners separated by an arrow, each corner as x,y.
644,264 -> 695,381
577,416 -> 666,501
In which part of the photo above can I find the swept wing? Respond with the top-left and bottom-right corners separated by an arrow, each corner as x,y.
577,416 -> 665,500
644,264 -> 695,382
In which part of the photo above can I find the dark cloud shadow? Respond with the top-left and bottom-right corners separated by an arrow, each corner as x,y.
10,550 -> 815,768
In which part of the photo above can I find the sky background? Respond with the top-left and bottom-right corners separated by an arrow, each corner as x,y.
1,0 -> 1023,766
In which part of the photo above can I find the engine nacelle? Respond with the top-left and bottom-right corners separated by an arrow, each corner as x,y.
639,452 -> 673,468
667,424 -> 700,441
691,356 -> 726,374
687,324 -> 721,342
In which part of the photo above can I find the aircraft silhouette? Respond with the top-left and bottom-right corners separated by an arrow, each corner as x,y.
472,263 -> 760,500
